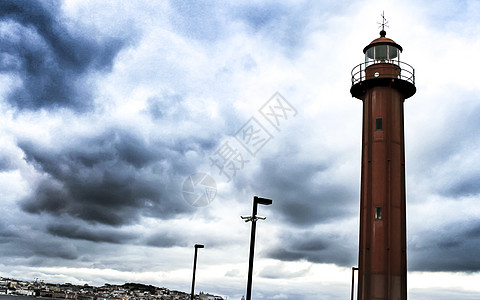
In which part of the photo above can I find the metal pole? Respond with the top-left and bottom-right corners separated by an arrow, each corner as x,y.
351,267 -> 358,300
246,197 -> 259,300
191,244 -> 204,300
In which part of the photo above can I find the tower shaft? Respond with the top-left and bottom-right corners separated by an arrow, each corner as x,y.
357,85 -> 407,300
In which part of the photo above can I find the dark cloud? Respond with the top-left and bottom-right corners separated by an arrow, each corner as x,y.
410,96 -> 480,199
242,148 -> 357,227
443,173 -> 480,197
1,232 -> 79,261
0,0 -> 127,111
409,220 -> 480,272
0,225 -> 19,241
22,180 -> 70,215
18,128 -> 201,226
144,231 -> 189,248
0,219 -> 79,265
266,230 -> 356,267
47,223 -> 136,244
244,146 -> 359,267
30,240 -> 79,260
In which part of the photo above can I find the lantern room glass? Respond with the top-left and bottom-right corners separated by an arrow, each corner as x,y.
365,45 -> 400,66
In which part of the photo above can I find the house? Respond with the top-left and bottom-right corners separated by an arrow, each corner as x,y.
198,292 -> 223,300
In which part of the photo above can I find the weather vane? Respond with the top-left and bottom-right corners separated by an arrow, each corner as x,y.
377,11 -> 389,31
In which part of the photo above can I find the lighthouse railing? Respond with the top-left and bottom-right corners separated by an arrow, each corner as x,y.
351,61 -> 415,86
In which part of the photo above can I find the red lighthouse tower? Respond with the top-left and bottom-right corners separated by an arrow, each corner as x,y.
350,22 -> 415,300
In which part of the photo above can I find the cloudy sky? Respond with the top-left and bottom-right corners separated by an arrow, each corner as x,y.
1,0 -> 480,299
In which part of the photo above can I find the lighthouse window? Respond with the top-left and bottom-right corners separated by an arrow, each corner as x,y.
375,207 -> 383,220
366,48 -> 374,59
375,45 -> 387,61
389,46 -> 399,60
365,45 -> 400,66
376,118 -> 383,130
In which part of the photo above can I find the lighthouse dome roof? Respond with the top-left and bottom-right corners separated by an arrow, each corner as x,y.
363,30 -> 403,53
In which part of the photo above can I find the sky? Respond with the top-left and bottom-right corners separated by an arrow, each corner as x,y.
1,0 -> 480,299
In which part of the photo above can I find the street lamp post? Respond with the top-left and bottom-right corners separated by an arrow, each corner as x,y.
191,244 -> 204,300
242,196 -> 272,300
351,267 -> 358,300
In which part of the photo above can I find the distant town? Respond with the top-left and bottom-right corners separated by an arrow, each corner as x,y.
0,277 -> 224,300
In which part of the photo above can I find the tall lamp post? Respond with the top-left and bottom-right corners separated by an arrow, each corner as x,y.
241,196 -> 273,300
191,244 -> 204,300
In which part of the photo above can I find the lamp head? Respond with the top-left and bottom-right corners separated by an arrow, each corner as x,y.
241,215 -> 252,222
254,196 -> 273,205
194,244 -> 204,249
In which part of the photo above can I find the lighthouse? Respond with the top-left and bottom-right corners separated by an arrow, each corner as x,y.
350,19 -> 416,300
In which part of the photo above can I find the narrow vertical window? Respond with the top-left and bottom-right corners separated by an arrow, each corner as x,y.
376,118 -> 383,130
375,207 -> 382,220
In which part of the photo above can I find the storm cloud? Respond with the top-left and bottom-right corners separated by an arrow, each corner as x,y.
410,220 -> 480,272
0,0 -> 127,110
266,229 -> 356,267
47,223 -> 136,244
245,147 -> 358,227
18,129 -> 196,226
